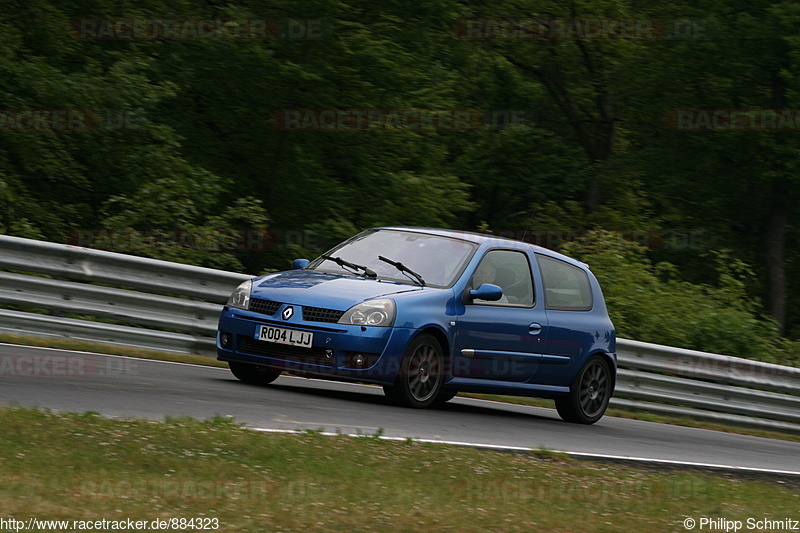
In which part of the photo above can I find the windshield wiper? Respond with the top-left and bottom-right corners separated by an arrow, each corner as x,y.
378,255 -> 426,286
320,254 -> 377,278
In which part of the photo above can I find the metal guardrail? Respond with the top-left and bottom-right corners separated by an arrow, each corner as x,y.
611,339 -> 800,433
0,234 -> 245,355
0,308 -> 213,355
1,234 -> 798,433
0,234 -> 248,302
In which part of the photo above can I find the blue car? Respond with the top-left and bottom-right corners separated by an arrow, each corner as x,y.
217,227 -> 616,424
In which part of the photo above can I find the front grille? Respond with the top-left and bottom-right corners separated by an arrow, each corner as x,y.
249,298 -> 281,316
302,306 -> 345,323
238,336 -> 333,367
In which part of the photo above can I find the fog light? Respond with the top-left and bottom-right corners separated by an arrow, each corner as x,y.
220,332 -> 232,348
353,353 -> 366,367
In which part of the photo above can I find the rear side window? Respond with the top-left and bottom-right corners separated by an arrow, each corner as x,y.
537,254 -> 593,311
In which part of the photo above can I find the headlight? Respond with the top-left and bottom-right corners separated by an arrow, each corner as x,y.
338,299 -> 395,327
227,280 -> 252,310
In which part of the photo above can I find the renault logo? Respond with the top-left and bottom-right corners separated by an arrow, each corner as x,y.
282,306 -> 294,320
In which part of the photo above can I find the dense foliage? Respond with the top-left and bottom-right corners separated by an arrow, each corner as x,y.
1,0 -> 799,362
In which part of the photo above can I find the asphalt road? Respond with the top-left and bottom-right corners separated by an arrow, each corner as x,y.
1,343 -> 798,476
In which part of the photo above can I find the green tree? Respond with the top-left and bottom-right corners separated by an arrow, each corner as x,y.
562,230 -> 791,363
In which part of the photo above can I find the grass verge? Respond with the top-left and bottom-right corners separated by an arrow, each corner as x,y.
1,333 -> 798,443
1,407 -> 798,533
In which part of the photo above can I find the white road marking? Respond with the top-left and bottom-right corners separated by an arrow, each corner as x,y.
249,427 -> 800,477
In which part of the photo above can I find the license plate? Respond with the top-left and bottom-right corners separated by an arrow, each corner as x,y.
255,325 -> 313,348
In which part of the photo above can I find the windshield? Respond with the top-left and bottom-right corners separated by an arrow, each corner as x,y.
308,229 -> 478,288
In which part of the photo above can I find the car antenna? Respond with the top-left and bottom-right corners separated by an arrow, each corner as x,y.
518,208 -> 536,243
519,223 -> 531,243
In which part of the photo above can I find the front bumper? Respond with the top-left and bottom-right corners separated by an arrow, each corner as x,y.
216,306 -> 416,384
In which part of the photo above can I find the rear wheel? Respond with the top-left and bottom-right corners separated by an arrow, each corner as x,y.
555,355 -> 612,424
383,333 -> 444,408
228,361 -> 282,386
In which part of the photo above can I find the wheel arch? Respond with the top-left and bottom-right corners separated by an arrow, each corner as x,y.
408,325 -> 452,379
587,349 -> 617,393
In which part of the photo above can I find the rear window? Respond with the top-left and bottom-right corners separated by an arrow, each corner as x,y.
536,254 -> 593,311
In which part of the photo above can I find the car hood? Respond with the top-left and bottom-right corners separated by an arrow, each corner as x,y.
251,270 -> 426,310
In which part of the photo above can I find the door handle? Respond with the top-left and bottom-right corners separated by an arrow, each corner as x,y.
529,323 -> 542,335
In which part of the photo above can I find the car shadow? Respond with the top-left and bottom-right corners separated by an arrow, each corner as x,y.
213,375 -> 565,425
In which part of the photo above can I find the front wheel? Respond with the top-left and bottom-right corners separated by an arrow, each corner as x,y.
228,361 -> 282,386
383,333 -> 444,409
555,355 -> 612,424
434,388 -> 458,405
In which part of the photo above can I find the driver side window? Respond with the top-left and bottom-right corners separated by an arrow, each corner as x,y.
471,250 -> 534,306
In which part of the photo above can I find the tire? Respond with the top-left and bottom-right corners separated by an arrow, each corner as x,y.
555,355 -> 612,424
383,333 -> 444,409
228,361 -> 282,386
433,388 -> 458,405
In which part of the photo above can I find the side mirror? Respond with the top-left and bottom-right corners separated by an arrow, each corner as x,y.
467,283 -> 503,302
292,258 -> 310,270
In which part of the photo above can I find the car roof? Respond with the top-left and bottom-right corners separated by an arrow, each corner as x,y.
375,226 -> 591,270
